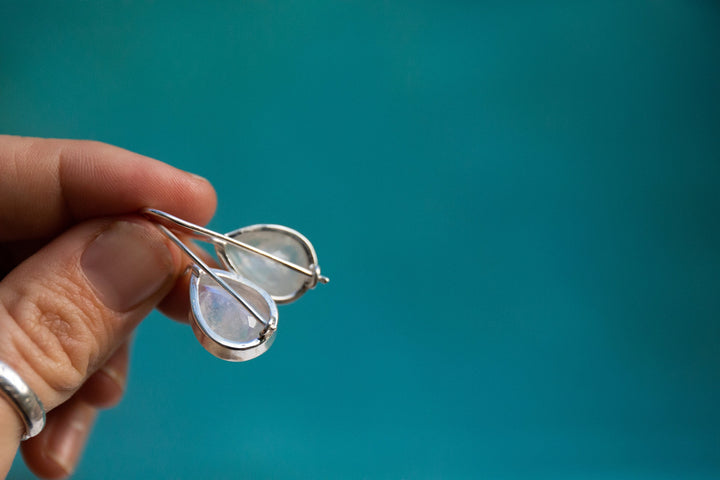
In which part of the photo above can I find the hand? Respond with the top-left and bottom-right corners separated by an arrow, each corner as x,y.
0,135 -> 217,478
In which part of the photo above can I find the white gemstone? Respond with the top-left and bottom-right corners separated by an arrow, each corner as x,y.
223,229 -> 311,300
196,271 -> 271,345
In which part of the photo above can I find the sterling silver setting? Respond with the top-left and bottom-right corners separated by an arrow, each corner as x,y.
142,208 -> 328,362
189,268 -> 278,361
0,360 -> 45,440
217,224 -> 322,304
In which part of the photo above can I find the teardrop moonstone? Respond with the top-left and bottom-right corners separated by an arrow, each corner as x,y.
195,270 -> 273,345
223,228 -> 311,301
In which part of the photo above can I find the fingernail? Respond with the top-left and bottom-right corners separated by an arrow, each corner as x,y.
46,402 -> 96,476
81,221 -> 174,312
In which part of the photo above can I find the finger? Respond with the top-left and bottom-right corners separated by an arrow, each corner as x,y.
155,266 -> 193,323
0,216 -> 183,413
77,341 -> 130,409
20,396 -> 97,479
0,238 -> 49,279
0,135 -> 217,240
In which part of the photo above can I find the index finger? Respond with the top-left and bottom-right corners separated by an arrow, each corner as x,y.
0,135 -> 217,240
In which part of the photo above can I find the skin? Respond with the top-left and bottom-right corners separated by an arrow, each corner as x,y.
0,135 -> 217,478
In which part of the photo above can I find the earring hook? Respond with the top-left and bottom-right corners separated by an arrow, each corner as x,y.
142,208 -> 329,285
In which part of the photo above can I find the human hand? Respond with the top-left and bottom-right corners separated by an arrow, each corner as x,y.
0,135 -> 217,478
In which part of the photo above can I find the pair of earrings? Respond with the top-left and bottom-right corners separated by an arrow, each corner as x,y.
142,208 -> 328,361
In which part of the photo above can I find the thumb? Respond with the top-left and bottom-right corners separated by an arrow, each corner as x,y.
0,217 -> 182,413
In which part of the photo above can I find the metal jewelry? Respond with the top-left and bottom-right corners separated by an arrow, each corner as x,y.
142,208 -> 328,362
0,360 -> 46,440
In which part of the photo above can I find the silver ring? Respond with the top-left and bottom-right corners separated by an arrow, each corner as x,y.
0,361 -> 45,440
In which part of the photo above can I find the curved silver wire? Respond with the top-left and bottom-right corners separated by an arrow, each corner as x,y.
154,224 -> 274,331
142,208 -> 329,285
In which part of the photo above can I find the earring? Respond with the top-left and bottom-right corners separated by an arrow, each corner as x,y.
142,208 -> 329,361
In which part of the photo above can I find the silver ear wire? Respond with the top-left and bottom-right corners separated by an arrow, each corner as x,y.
142,208 -> 329,285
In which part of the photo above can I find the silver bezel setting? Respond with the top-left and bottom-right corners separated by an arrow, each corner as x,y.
216,224 -> 320,304
189,268 -> 279,362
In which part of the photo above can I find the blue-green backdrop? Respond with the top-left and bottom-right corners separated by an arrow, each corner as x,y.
2,1 -> 719,478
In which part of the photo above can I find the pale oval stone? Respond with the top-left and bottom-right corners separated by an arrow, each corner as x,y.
222,228 -> 311,301
195,270 -> 272,345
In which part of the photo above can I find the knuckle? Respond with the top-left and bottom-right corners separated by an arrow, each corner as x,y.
1,278 -> 105,395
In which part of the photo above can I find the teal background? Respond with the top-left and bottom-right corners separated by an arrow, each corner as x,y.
2,1 -> 720,478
